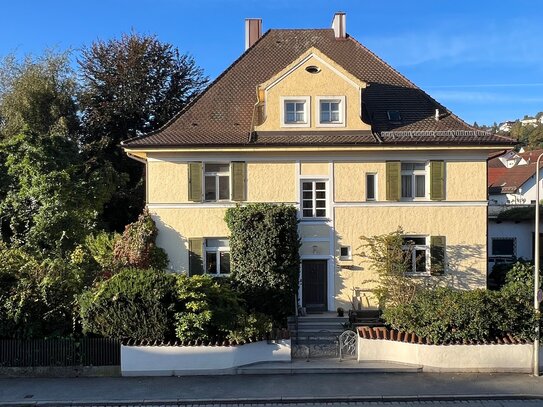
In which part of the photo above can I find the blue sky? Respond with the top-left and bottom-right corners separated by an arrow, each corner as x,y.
1,0 -> 542,125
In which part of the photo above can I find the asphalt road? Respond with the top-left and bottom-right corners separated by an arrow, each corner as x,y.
1,373 -> 543,406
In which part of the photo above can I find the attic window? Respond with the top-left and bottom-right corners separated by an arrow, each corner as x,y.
387,110 -> 402,122
305,65 -> 321,74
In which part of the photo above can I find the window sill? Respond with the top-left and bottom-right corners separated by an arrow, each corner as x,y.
300,217 -> 331,222
316,122 -> 345,128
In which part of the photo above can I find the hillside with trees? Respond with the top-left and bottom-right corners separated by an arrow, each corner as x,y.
473,111 -> 543,149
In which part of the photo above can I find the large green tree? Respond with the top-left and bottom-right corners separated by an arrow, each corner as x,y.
0,51 -> 115,254
0,51 -> 79,140
78,32 -> 208,230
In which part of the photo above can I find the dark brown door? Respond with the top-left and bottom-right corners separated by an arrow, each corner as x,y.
302,260 -> 327,312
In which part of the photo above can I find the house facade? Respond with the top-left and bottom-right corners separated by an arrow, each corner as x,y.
488,149 -> 543,271
122,13 -> 513,311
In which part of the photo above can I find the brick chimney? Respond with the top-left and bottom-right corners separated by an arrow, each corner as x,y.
332,12 -> 346,39
245,18 -> 262,50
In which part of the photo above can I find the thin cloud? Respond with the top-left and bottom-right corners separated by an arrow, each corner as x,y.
364,21 -> 543,67
431,90 -> 543,104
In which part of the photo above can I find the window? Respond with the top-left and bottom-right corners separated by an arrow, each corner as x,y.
492,238 -> 516,257
320,100 -> 341,123
204,163 -> 230,201
402,236 -> 428,274
401,163 -> 426,199
204,238 -> 230,276
366,173 -> 377,201
340,246 -> 351,260
282,97 -> 309,126
301,180 -> 327,218
387,110 -> 402,122
317,96 -> 345,127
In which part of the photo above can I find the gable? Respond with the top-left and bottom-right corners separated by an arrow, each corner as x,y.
254,48 -> 370,132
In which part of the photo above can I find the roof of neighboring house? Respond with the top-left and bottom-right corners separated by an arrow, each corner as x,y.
122,29 -> 515,149
488,150 -> 543,194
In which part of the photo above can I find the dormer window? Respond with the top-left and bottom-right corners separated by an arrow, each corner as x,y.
281,96 -> 310,127
317,96 -> 345,127
387,110 -> 402,122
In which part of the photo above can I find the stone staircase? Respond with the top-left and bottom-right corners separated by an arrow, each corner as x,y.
287,314 -> 349,358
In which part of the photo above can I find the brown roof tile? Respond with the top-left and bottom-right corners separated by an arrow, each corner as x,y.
123,29 -> 514,149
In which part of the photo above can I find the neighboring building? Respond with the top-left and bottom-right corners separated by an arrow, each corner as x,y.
488,149 -> 543,270
499,121 -> 515,132
520,117 -> 538,127
122,13 -> 513,311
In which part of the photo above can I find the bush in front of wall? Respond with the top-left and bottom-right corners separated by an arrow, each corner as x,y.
225,204 -> 301,325
79,267 -> 178,341
174,275 -> 243,341
382,261 -> 539,343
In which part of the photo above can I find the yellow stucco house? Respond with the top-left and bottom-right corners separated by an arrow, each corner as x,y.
122,13 -> 513,312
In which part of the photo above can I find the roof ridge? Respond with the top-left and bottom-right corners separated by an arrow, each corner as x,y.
122,29 -> 274,146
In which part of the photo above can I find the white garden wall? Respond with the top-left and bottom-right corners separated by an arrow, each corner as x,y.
358,338 -> 543,372
121,339 -> 291,376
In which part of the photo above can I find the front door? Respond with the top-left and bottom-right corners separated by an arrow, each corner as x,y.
302,260 -> 328,312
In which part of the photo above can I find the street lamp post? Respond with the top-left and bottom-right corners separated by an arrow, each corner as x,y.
534,153 -> 543,376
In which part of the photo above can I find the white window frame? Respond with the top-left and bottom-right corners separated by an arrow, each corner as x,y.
402,235 -> 430,275
365,172 -> 377,201
339,245 -> 352,261
203,162 -> 231,202
281,96 -> 310,128
316,96 -> 346,127
491,237 -> 516,257
400,162 -> 428,201
204,238 -> 230,277
301,179 -> 328,219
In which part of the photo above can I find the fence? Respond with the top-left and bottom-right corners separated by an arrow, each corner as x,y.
0,338 -> 120,367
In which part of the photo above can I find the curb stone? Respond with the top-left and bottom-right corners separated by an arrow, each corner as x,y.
2,394 -> 543,406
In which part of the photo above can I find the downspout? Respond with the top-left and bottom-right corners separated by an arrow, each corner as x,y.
126,152 -> 149,207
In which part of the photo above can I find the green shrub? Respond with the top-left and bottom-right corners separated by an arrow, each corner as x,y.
0,245 -> 84,338
174,275 -> 243,341
225,204 -> 300,324
383,261 -> 539,343
227,313 -> 273,343
113,210 -> 168,270
79,268 -> 177,341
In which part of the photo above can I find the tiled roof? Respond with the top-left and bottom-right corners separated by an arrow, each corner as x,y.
488,161 -> 541,193
123,29 -> 514,149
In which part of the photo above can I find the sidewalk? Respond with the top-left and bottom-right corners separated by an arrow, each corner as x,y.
0,372 -> 542,405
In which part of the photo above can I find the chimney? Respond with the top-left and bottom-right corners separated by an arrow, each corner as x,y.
332,12 -> 346,39
245,18 -> 262,50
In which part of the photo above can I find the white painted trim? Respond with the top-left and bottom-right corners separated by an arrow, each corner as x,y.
147,153 -> 488,163
334,201 -> 488,207
301,237 -> 330,243
147,201 -> 487,209
315,96 -> 346,128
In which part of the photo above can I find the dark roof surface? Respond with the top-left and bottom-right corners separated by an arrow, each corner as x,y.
123,29 -> 514,148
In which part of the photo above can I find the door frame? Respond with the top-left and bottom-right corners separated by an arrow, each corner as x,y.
299,258 -> 331,312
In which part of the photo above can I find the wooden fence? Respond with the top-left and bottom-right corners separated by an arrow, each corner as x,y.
0,338 -> 120,367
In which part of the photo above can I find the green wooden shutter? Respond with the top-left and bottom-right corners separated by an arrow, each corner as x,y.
430,161 -> 445,201
188,238 -> 204,275
231,161 -> 246,201
386,161 -> 401,201
430,235 -> 446,275
188,162 -> 203,202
